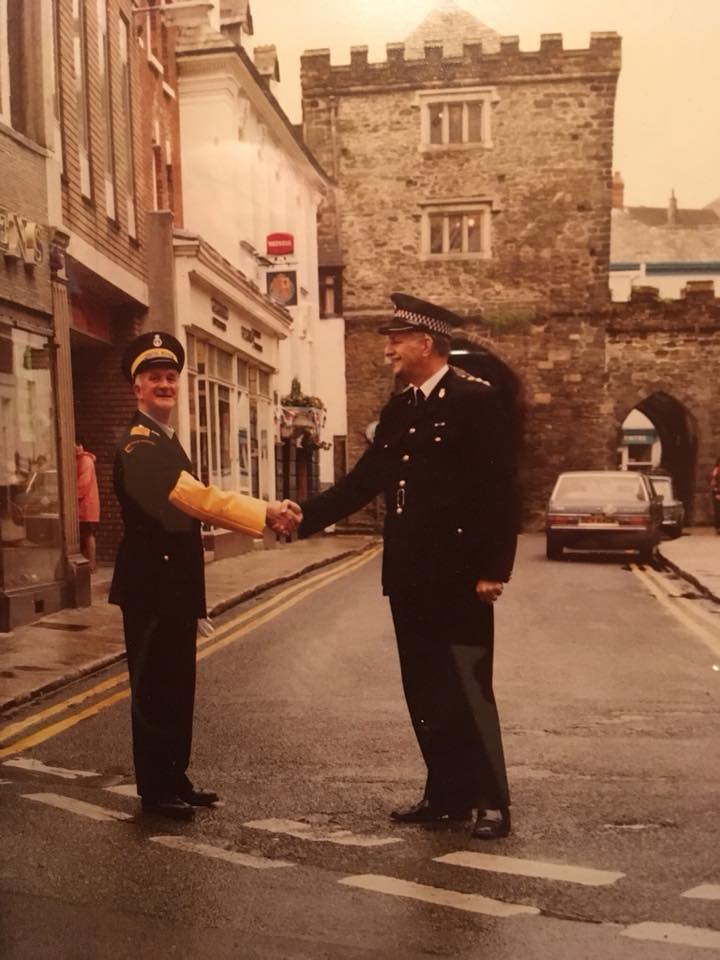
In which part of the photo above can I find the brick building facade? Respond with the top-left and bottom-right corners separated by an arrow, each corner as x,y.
301,21 -> 720,528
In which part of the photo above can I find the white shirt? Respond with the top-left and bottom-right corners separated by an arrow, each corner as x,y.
414,364 -> 449,400
142,411 -> 175,439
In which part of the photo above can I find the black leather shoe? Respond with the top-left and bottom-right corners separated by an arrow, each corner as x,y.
180,788 -> 219,807
471,807 -> 511,839
141,795 -> 194,820
390,799 -> 472,823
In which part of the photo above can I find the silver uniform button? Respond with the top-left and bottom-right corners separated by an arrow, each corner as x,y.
408,427 -> 416,434
434,436 -> 441,442
402,454 -> 410,461
163,555 -> 169,561
399,480 -> 406,487
396,507 -> 403,515
457,528 -> 463,534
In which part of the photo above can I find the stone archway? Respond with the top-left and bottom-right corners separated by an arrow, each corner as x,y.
622,392 -> 698,519
449,333 -> 524,449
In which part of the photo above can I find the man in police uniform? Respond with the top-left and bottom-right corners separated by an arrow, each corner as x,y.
110,331 -> 300,819
298,293 -> 519,839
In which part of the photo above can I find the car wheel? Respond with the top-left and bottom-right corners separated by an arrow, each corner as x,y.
546,534 -> 563,561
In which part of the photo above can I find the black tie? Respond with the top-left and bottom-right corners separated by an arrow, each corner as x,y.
414,388 -> 425,408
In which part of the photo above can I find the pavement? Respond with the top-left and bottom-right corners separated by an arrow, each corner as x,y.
0,526 -> 717,717
0,534 -> 378,715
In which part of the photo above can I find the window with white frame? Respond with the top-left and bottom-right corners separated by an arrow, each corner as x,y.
97,0 -> 116,220
72,0 -> 92,197
118,14 -> 136,238
422,202 -> 493,259
418,87 -> 498,149
0,0 -> 10,123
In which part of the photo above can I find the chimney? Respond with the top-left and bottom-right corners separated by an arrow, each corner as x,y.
253,45 -> 280,90
668,189 -> 678,227
611,171 -> 624,209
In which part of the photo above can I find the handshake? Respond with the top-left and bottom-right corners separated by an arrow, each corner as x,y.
266,499 -> 303,537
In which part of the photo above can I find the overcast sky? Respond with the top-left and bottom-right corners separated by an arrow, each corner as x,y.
251,0 -> 720,209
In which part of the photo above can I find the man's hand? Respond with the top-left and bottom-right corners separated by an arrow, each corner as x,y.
475,579 -> 504,603
267,499 -> 303,536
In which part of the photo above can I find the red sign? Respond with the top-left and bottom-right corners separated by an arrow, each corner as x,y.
266,232 -> 294,256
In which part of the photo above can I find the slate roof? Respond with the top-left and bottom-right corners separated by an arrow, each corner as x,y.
404,0 -> 501,58
611,207 -> 720,264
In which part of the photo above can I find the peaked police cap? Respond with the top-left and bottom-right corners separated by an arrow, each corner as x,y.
122,331 -> 185,383
378,292 -> 460,339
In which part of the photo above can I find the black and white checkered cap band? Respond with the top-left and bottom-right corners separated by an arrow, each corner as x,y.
393,308 -> 452,338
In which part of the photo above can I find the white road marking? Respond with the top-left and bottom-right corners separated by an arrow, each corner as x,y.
22,793 -> 132,822
105,784 -> 138,797
244,818 -> 402,848
435,851 -> 624,887
150,836 -> 295,869
339,874 -> 539,918
4,758 -> 98,780
682,884 -> 720,901
621,922 -> 720,950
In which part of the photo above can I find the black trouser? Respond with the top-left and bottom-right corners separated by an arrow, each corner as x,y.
714,496 -> 720,530
121,607 -> 197,800
389,588 -> 509,811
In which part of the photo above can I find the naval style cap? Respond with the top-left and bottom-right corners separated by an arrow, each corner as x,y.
378,292 -> 459,340
122,331 -> 185,383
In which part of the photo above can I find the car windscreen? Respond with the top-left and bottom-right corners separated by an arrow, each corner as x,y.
553,475 -> 647,503
650,478 -> 671,499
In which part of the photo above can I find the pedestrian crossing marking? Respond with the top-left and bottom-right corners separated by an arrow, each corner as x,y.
22,792 -> 133,822
150,835 -> 295,869
621,921 -> 720,950
339,874 -> 539,918
5,758 -> 98,780
105,784 -> 138,797
244,818 -> 402,847
435,851 -> 625,887
682,884 -> 720,901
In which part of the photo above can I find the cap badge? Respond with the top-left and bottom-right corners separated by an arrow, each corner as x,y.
152,334 -> 162,347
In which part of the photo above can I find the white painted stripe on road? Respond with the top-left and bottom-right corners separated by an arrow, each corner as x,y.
150,835 -> 295,869
435,851 -> 624,887
621,922 -> 720,950
4,758 -> 98,779
682,884 -> 720,901
105,783 -> 138,797
631,566 -> 720,658
244,818 -> 402,848
22,792 -> 133,822
339,874 -> 539,918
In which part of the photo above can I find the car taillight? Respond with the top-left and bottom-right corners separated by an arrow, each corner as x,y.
618,515 -> 648,526
547,514 -> 578,525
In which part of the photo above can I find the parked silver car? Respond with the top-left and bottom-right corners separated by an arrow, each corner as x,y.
546,471 -> 663,562
648,474 -> 685,539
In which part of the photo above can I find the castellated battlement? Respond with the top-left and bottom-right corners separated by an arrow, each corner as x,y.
301,33 -> 621,93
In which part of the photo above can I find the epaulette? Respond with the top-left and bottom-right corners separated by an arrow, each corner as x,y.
130,424 -> 152,437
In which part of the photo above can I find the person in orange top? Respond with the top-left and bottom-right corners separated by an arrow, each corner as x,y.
75,435 -> 100,572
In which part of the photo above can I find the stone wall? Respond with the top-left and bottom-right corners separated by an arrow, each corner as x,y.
302,33 -> 621,310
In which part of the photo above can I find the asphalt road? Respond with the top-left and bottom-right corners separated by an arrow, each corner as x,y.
1,536 -> 719,959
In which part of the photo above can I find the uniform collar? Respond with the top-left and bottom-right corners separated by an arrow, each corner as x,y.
136,409 -> 175,439
414,364 -> 450,399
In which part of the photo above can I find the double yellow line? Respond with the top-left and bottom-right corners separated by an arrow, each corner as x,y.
0,546 -> 381,761
631,563 -> 720,658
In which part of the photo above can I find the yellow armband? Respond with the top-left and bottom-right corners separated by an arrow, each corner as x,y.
168,470 -> 267,537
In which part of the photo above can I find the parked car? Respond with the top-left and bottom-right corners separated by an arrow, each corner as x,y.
545,471 -> 663,562
648,474 -> 684,539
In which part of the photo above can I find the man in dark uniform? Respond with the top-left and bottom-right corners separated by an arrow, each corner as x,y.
110,331 -> 300,819
298,293 -> 519,839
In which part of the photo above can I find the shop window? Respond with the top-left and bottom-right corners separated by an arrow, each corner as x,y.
0,325 -> 62,591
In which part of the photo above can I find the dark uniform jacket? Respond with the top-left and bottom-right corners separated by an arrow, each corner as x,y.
109,411 -> 206,617
299,368 -> 519,594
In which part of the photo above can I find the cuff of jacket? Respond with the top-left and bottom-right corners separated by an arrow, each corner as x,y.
168,470 -> 267,537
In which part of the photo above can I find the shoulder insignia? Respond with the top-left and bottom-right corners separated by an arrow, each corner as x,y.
124,438 -> 157,454
130,424 -> 152,437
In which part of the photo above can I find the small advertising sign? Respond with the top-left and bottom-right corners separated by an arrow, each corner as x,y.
267,270 -> 298,306
266,232 -> 294,256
